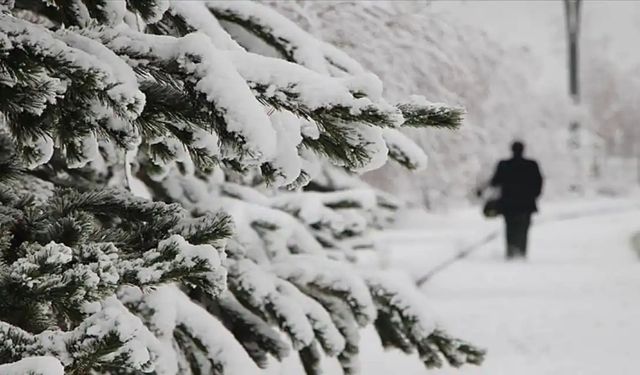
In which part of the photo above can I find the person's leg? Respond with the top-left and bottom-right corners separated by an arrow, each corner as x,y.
505,214 -> 527,259
504,215 -> 518,259
519,214 -> 532,258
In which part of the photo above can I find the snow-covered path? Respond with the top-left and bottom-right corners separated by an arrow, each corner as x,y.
363,201 -> 640,375
425,209 -> 640,375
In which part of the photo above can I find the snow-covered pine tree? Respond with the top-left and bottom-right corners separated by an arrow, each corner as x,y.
0,1 -> 483,374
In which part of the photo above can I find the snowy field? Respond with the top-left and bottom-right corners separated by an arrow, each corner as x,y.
356,196 -> 640,375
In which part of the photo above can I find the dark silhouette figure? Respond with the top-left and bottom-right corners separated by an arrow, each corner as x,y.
490,141 -> 543,259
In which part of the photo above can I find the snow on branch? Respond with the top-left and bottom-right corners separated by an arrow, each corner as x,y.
79,25 -> 277,164
206,0 -> 367,77
365,273 -> 486,369
217,290 -> 290,368
397,95 -> 464,129
120,284 -> 261,375
129,0 -> 171,24
383,128 -> 429,171
222,194 -> 323,260
167,2 -> 244,51
229,51 -> 401,128
0,1 -> 484,374
0,297 -> 161,373
269,188 -> 380,258
271,255 -> 377,327
207,0 -> 333,75
119,234 -> 227,294
206,1 -> 463,130
223,257 -> 351,371
2,1 -> 446,183
0,15 -> 143,168
0,357 -> 64,375
227,258 -> 316,351
0,183 -> 233,373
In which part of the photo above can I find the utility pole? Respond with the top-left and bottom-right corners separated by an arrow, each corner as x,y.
564,0 -> 583,191
564,0 -> 581,106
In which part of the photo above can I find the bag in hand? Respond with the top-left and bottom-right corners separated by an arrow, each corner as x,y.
482,198 -> 502,218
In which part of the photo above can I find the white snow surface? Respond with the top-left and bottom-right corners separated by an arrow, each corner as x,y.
363,196 -> 640,375
228,51 -> 393,119
169,2 -> 244,51
0,357 -> 64,375
24,134 -> 54,169
56,29 -> 145,119
97,0 -> 127,26
269,196 -> 640,374
382,128 -> 429,171
207,1 -> 331,74
268,111 -> 304,186
271,254 -> 377,326
99,25 -> 278,163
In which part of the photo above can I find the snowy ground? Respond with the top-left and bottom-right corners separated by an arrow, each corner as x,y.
357,196 -> 640,375
271,196 -> 640,374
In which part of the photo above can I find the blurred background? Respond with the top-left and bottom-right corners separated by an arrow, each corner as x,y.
270,0 -> 640,210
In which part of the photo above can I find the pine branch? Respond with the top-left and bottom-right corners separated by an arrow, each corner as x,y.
366,274 -> 486,369
3,2 -> 483,374
216,291 -> 290,368
208,4 -> 297,63
397,100 -> 464,129
126,0 -> 170,24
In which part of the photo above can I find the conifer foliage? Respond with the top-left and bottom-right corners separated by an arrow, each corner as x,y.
0,1 -> 483,374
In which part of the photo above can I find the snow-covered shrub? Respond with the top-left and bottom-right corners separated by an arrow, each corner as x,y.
0,1 -> 483,373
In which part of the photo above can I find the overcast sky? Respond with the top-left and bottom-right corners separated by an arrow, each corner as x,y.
431,0 -> 640,89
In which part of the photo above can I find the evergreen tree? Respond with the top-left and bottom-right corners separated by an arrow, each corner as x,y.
0,1 -> 483,374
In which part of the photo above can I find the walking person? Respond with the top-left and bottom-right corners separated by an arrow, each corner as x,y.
488,141 -> 543,259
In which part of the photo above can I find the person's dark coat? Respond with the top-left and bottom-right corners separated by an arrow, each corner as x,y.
490,157 -> 543,214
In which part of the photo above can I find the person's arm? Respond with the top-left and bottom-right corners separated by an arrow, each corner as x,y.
490,161 -> 504,187
533,161 -> 543,198
476,161 -> 503,197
